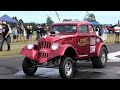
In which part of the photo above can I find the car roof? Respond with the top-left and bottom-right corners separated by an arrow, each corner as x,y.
52,21 -> 92,25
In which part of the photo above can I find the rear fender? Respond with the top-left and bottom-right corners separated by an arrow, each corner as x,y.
96,43 -> 108,57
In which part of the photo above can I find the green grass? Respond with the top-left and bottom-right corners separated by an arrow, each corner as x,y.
105,34 -> 115,44
0,34 -> 116,57
0,41 -> 37,57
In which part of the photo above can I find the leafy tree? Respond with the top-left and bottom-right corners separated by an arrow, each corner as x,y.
85,13 -> 97,22
13,16 -> 18,21
46,16 -> 54,27
19,19 -> 24,24
18,19 -> 24,26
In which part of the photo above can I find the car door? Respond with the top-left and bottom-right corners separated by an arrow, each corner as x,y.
75,24 -> 90,58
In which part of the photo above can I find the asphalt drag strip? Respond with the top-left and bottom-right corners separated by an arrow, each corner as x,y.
13,51 -> 120,79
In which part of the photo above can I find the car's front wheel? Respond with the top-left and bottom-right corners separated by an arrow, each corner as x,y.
59,57 -> 74,79
22,57 -> 37,76
92,47 -> 107,68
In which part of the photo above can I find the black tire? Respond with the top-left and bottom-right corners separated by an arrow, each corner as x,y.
59,57 -> 74,79
92,47 -> 107,68
22,57 -> 37,76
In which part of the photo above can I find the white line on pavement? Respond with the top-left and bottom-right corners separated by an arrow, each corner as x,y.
108,51 -> 120,62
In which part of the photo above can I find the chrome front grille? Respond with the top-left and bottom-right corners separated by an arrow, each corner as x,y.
38,41 -> 51,58
42,53 -> 49,58
38,41 -> 51,49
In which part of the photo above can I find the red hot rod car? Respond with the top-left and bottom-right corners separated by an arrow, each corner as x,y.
21,21 -> 108,79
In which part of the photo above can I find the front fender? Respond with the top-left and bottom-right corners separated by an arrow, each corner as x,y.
49,44 -> 79,60
20,44 -> 39,61
59,44 -> 78,56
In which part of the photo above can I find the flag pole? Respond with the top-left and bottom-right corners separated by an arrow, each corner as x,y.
55,11 -> 61,22
83,11 -> 89,21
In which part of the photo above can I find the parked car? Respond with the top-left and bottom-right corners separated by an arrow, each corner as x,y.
21,21 -> 108,79
106,26 -> 115,33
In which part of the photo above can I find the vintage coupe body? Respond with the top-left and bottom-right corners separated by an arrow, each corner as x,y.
21,21 -> 108,79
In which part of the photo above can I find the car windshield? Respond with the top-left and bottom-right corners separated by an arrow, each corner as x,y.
52,25 -> 77,33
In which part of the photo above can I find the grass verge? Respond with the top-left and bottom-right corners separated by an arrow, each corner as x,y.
0,34 -> 116,57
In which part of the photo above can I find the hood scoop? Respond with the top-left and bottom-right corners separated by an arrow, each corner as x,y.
49,31 -> 59,36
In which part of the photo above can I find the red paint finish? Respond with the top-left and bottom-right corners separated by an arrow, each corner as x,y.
20,45 -> 39,62
106,26 -> 115,32
21,21 -> 108,64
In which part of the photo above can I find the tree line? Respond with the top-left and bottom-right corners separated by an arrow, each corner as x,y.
10,13 -> 98,30
9,16 -> 54,31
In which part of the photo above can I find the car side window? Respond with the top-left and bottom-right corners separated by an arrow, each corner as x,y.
90,25 -> 94,33
79,25 -> 88,33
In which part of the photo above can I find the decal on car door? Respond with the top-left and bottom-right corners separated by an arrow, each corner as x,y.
90,37 -> 96,45
90,46 -> 96,53
90,37 -> 96,53
78,38 -> 89,46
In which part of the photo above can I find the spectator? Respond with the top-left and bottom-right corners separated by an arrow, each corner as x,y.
44,24 -> 49,35
0,25 -> 2,41
101,26 -> 108,42
19,25 -> 24,42
29,25 -> 33,42
114,24 -> 120,43
21,26 -> 26,42
12,26 -> 18,43
16,25 -> 20,42
8,24 -> 12,43
26,25 -> 30,41
36,24 -> 42,40
95,26 -> 99,36
98,26 -> 103,37
0,22 -> 11,51
40,24 -> 44,37
0,24 -> 2,33
42,23 -> 48,36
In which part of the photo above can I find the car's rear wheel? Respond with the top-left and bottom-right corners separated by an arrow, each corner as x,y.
22,57 -> 37,76
59,57 -> 74,79
92,47 -> 107,68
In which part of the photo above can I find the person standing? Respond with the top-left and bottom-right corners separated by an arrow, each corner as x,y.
0,24 -> 2,40
101,26 -> 108,42
19,25 -> 24,42
41,23 -> 47,36
26,25 -> 30,41
36,24 -> 42,40
98,26 -> 103,37
43,23 -> 48,35
12,26 -> 18,43
21,26 -> 26,42
114,24 -> 120,43
29,25 -> 33,42
95,26 -> 99,36
16,25 -> 20,42
0,22 -> 11,51
8,24 -> 12,43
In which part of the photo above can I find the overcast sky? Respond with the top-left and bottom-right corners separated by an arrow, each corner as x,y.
0,11 -> 120,24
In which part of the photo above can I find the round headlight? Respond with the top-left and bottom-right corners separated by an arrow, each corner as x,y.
27,43 -> 34,49
52,43 -> 59,50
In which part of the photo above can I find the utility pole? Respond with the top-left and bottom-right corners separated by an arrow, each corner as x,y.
118,20 -> 120,24
55,11 -> 61,22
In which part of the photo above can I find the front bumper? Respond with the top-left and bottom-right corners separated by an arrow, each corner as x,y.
21,44 -> 61,64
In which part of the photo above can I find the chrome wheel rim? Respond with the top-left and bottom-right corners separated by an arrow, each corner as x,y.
65,61 -> 72,76
101,52 -> 106,64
